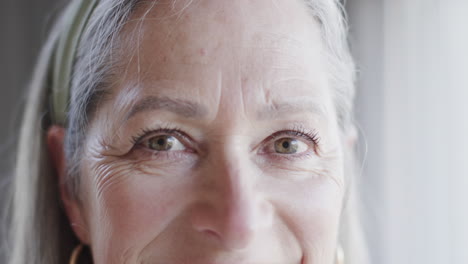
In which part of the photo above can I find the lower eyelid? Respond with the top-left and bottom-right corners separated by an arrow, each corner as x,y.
131,146 -> 196,161
255,153 -> 316,169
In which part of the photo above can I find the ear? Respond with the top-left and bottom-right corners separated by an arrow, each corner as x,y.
47,125 -> 90,244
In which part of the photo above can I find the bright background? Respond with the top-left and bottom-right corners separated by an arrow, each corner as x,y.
1,1 -> 467,263
347,1 -> 468,263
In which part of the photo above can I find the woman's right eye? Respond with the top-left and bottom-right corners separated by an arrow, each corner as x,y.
142,135 -> 186,152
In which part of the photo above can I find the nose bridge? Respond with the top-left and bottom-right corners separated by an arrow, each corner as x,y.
191,142 -> 273,250
218,151 -> 257,221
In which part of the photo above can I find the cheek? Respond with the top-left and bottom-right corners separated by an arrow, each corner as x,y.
269,176 -> 343,255
84,159 -> 196,263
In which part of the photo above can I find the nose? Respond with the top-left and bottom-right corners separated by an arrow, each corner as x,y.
190,149 -> 273,250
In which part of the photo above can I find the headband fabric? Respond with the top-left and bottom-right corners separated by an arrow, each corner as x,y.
51,0 -> 98,125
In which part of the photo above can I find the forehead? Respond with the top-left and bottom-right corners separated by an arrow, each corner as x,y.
112,0 -> 332,122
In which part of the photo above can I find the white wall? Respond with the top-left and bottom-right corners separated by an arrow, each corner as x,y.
347,0 -> 468,263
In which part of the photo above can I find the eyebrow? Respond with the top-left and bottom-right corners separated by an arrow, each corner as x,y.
125,96 -> 325,121
125,96 -> 208,120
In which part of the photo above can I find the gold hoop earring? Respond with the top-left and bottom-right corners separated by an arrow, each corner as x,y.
69,244 -> 84,264
336,244 -> 345,264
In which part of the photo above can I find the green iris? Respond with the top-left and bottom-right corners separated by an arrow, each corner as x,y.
274,138 -> 299,154
148,135 -> 176,151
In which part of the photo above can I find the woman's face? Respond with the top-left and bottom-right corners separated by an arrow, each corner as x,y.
62,0 -> 346,263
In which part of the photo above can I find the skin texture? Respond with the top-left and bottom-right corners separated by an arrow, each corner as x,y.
48,0 -> 346,263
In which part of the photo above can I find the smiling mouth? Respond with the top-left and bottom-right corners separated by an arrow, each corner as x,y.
143,252 -> 304,264
145,258 -> 303,264
183,258 -> 303,264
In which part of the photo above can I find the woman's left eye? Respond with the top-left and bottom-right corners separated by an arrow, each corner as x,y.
273,137 -> 309,154
143,135 -> 186,151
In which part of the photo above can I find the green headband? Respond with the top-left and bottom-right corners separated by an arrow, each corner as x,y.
51,0 -> 98,125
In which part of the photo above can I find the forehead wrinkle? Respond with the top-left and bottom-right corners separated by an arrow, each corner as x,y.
124,95 -> 208,121
239,39 -> 312,74
257,99 -> 327,120
250,30 -> 305,49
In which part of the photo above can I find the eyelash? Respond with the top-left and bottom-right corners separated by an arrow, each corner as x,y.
130,125 -> 321,156
130,125 -> 188,146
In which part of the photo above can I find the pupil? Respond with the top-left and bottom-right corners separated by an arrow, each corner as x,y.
282,141 -> 290,149
157,138 -> 166,146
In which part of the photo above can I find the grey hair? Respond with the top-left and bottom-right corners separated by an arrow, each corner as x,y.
7,0 -> 368,263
